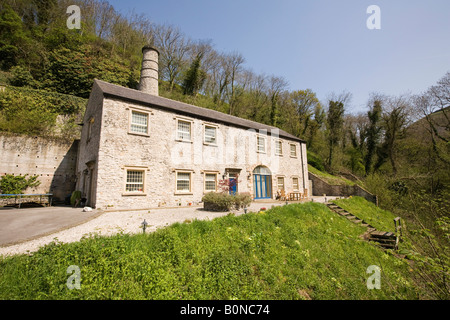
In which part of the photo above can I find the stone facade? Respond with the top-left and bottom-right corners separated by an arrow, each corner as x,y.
0,133 -> 78,202
76,46 -> 308,210
76,81 -> 309,210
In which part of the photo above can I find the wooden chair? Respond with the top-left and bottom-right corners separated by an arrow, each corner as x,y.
280,190 -> 286,201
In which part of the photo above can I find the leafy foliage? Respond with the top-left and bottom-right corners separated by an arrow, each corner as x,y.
0,85 -> 86,138
202,192 -> 252,211
0,174 -> 41,195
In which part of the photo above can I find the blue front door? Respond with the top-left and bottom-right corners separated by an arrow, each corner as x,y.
229,178 -> 237,195
253,174 -> 272,199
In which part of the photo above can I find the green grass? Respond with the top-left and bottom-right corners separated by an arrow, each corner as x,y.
0,202 -> 418,300
308,165 -> 356,186
333,196 -> 397,232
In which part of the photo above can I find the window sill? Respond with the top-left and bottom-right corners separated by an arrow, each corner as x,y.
174,192 -> 193,195
122,192 -> 147,196
203,142 -> 218,147
290,156 -> 298,159
275,153 -> 283,157
175,139 -> 193,144
128,132 -> 150,137
256,151 -> 266,154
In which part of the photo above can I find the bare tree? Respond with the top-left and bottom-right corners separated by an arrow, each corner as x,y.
154,24 -> 191,91
415,72 -> 450,165
223,51 -> 245,115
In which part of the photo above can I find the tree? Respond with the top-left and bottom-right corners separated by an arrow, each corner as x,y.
268,75 -> 288,127
365,99 -> 383,174
154,24 -> 191,92
374,95 -> 411,175
183,52 -> 206,96
326,100 -> 345,170
289,89 -> 320,137
306,104 -> 325,149
223,52 -> 245,115
0,4 -> 30,70
419,72 -> 450,165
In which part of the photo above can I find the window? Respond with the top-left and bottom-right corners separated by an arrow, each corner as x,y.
204,125 -> 217,144
130,110 -> 149,134
176,172 -> 191,193
292,177 -> 299,191
277,177 -> 285,191
126,170 -> 144,192
275,140 -> 283,155
177,120 -> 191,141
204,173 -> 217,192
257,136 -> 266,153
290,144 -> 297,157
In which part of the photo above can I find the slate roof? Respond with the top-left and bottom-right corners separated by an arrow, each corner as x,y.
93,79 -> 305,143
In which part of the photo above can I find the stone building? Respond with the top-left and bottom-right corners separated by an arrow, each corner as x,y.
76,46 -> 309,210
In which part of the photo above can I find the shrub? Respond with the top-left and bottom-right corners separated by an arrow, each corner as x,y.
0,174 -> 40,195
202,192 -> 234,211
202,192 -> 252,212
233,192 -> 252,209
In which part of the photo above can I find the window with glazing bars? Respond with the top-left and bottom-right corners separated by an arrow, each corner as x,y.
257,136 -> 265,152
205,173 -> 217,191
292,177 -> 299,191
204,126 -> 216,144
176,172 -> 191,192
277,177 -> 285,191
290,144 -> 297,157
130,111 -> 148,134
177,120 -> 191,140
275,140 -> 282,155
126,170 -> 144,192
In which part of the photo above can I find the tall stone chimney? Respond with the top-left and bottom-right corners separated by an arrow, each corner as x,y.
139,45 -> 159,96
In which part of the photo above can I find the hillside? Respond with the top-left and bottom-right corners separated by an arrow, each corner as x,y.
0,200 -> 420,300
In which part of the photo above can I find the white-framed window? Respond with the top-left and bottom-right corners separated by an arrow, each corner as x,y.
130,110 -> 149,135
290,144 -> 297,157
125,169 -> 145,193
204,173 -> 217,192
275,140 -> 283,156
177,119 -> 192,141
204,125 -> 217,145
257,136 -> 266,153
292,177 -> 299,191
176,171 -> 192,193
277,177 -> 285,191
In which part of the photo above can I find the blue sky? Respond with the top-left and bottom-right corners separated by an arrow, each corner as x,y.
107,0 -> 450,114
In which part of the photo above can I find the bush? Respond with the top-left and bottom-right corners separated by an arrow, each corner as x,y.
233,192 -> 252,209
0,174 -> 40,194
202,192 -> 252,212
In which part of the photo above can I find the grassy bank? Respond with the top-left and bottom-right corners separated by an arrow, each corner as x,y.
0,202 -> 418,300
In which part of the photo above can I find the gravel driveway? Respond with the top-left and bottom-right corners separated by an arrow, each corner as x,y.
0,197 -> 334,257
